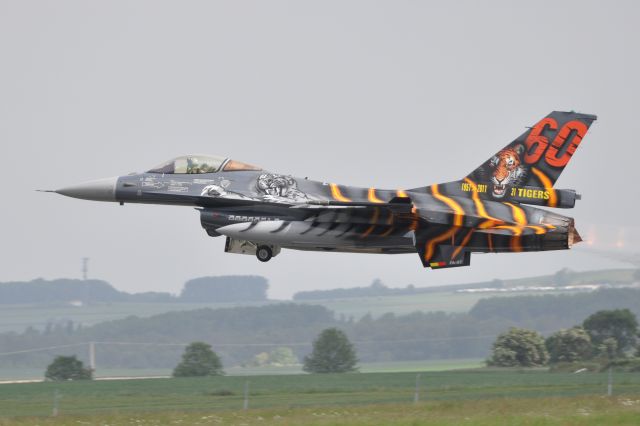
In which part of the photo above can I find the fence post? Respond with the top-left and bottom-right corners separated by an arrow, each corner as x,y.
414,373 -> 421,404
243,380 -> 250,410
607,366 -> 613,396
52,389 -> 60,417
89,341 -> 96,373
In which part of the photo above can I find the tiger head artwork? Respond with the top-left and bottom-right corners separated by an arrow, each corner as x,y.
487,144 -> 526,198
256,173 -> 309,202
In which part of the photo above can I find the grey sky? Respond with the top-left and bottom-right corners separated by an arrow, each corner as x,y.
1,1 -> 638,299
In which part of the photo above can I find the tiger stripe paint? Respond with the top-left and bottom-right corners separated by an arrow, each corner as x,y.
431,184 -> 465,227
317,221 -> 341,236
336,223 -> 356,237
380,226 -> 396,237
504,201 -> 552,235
421,184 -> 468,263
424,226 -> 459,261
511,229 -> 523,253
368,188 -> 385,203
408,204 -> 419,231
493,225 -> 524,252
360,208 -> 380,238
531,167 -> 558,207
299,222 -> 320,235
463,177 -> 503,229
360,225 -> 376,238
504,203 -> 526,252
270,221 -> 290,234
329,183 -> 351,202
504,202 -> 527,226
451,228 -> 474,259
528,225 -> 547,235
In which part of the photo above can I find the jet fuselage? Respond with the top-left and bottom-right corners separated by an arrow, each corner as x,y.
48,110 -> 596,268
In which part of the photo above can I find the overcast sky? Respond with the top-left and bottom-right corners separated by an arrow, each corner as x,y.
1,1 -> 638,299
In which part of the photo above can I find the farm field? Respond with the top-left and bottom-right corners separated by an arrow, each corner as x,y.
1,370 -> 639,422
2,396 -> 639,425
0,359 -> 485,382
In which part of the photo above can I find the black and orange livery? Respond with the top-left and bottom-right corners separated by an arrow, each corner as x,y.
50,111 -> 596,267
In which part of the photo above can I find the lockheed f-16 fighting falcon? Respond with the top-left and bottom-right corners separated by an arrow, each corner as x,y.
45,111 -> 596,268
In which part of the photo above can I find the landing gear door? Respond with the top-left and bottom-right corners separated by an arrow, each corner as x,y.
224,237 -> 257,255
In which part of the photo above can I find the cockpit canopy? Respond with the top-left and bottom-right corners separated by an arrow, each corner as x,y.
147,155 -> 261,174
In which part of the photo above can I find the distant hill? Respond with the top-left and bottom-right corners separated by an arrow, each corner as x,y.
0,279 -> 127,304
3,288 -> 640,370
470,288 -> 640,326
0,276 -> 269,305
293,269 -> 638,301
180,276 -> 268,303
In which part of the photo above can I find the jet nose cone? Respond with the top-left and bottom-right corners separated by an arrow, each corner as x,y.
56,176 -> 118,202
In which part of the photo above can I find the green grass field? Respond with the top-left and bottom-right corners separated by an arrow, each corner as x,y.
0,359 -> 485,381
2,396 -> 639,425
1,370 -> 639,423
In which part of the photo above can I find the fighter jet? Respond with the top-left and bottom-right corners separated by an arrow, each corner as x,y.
46,111 -> 596,268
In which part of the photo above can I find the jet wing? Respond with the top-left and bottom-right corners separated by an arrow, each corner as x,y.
140,191 -> 288,208
143,191 -> 415,212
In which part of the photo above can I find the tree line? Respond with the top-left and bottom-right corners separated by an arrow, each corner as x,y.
3,288 -> 640,371
488,308 -> 640,371
0,276 -> 268,304
45,327 -> 358,381
469,288 -> 640,332
47,306 -> 640,381
292,269 -> 639,300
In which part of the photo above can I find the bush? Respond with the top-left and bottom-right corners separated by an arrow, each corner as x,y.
303,328 -> 358,373
248,346 -> 298,367
583,309 -> 638,357
605,358 -> 640,372
173,342 -> 224,377
546,327 -> 592,363
487,327 -> 548,367
45,355 -> 92,381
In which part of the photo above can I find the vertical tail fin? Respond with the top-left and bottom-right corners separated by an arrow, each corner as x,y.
466,111 -> 596,200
